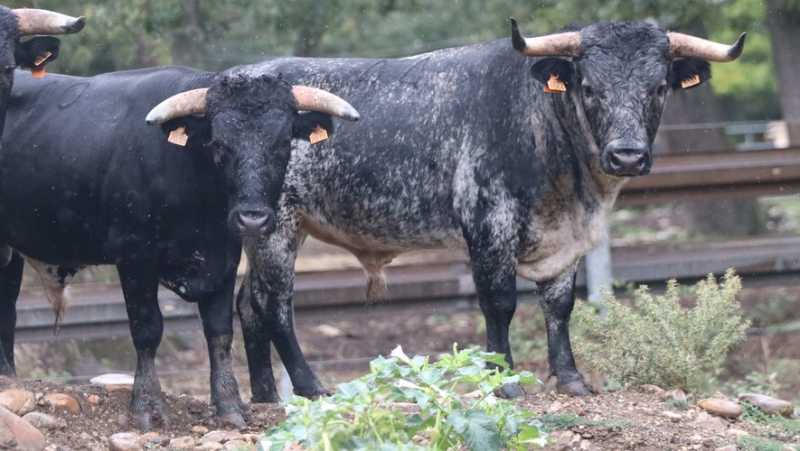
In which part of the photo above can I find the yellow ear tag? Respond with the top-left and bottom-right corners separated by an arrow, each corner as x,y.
543,74 -> 567,93
31,66 -> 45,78
309,125 -> 329,145
680,74 -> 701,89
168,126 -> 189,147
34,51 -> 52,67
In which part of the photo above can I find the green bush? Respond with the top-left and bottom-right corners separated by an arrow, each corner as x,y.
572,269 -> 750,392
259,345 -> 547,451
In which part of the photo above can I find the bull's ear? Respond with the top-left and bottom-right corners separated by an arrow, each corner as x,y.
530,58 -> 574,91
158,116 -> 211,147
15,37 -> 61,69
669,58 -> 711,90
293,112 -> 335,143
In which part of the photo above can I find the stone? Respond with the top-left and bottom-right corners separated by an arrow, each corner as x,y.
715,445 -> 736,451
139,432 -> 170,447
191,425 -> 210,434
91,373 -> 134,387
662,411 -> 682,422
241,434 -> 261,444
224,440 -> 249,450
106,385 -> 134,394
170,436 -> 197,450
196,442 -> 224,450
547,400 -> 565,414
641,384 -> 666,396
661,389 -> 688,402
200,430 -> 243,444
698,398 -> 742,418
108,432 -> 141,451
727,428 -> 750,437
691,412 -> 727,433
0,405 -> 46,451
87,394 -> 102,405
0,389 -> 36,416
39,393 -> 81,415
311,324 -> 344,338
23,412 -> 62,431
738,393 -> 795,417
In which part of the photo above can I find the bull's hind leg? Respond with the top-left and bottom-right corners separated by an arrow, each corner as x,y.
117,260 -> 168,431
540,268 -> 592,396
196,275 -> 249,427
237,270 -> 280,403
0,253 -> 24,376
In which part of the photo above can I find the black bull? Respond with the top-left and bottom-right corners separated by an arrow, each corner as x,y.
0,67 -> 357,430
232,20 -> 745,401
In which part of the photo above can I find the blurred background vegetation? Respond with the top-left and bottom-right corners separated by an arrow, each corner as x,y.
6,0 -> 798,126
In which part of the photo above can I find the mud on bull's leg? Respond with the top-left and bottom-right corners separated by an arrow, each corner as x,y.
541,267 -> 592,396
118,261 -> 169,431
237,270 -> 280,403
0,253 -> 23,377
197,277 -> 248,426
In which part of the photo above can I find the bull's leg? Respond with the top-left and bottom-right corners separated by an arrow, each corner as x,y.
540,268 -> 592,396
117,262 -> 168,431
464,212 -> 523,398
0,253 -> 24,377
236,270 -> 280,403
196,274 -> 248,426
245,230 -> 327,400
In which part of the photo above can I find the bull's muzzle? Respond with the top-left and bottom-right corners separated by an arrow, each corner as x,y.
603,145 -> 651,177
232,208 -> 277,236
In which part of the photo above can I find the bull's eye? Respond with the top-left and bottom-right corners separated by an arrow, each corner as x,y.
582,84 -> 594,98
4,66 -> 13,76
657,84 -> 668,97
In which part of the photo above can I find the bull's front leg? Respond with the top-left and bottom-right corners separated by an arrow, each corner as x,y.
0,253 -> 24,377
196,274 -> 249,426
540,268 -> 592,396
117,259 -> 169,431
236,269 -> 280,403
464,211 -> 523,398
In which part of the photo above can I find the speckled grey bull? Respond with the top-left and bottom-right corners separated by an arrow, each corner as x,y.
234,19 -> 746,400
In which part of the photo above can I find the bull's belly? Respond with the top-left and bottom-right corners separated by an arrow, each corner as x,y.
299,213 -> 465,254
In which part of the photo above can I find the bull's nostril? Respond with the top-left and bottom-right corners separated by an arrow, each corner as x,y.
236,210 -> 270,234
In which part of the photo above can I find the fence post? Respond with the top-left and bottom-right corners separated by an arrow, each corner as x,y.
585,227 -> 612,309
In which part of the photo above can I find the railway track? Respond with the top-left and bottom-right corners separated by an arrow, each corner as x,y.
15,235 -> 800,342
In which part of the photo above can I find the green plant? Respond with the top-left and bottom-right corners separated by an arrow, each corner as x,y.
572,269 -> 750,392
720,372 -> 783,398
540,414 -> 631,430
665,399 -> 689,410
260,345 -> 547,451
738,435 -> 796,451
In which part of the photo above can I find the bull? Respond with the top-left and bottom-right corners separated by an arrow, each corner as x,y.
0,68 -> 358,429
233,19 -> 745,401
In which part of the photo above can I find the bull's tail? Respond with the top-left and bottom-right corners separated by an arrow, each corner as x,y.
25,259 -> 77,335
43,283 -> 70,334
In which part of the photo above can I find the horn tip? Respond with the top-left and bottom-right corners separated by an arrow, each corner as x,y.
64,16 -> 86,34
728,32 -> 746,61
509,17 -> 527,52
343,107 -> 360,122
145,113 -> 160,126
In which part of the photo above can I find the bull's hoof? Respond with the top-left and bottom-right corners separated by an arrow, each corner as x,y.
238,400 -> 252,415
557,380 -> 593,397
218,412 -> 246,429
497,382 -> 525,399
131,399 -> 170,432
294,385 -> 330,399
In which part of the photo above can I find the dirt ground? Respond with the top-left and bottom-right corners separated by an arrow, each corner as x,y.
3,283 -> 799,449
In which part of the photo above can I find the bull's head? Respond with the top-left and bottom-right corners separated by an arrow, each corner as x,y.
0,8 -> 84,132
511,19 -> 745,177
145,74 -> 359,237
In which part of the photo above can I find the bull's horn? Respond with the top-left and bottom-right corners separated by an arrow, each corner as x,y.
667,32 -> 746,62
510,17 -> 581,57
13,9 -> 86,36
145,88 -> 208,125
292,86 -> 360,122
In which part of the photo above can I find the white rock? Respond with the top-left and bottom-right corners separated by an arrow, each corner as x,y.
108,432 -> 140,451
90,374 -> 134,387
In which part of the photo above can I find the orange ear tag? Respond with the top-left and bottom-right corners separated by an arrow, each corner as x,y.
34,51 -> 52,67
168,126 -> 189,147
543,74 -> 567,93
680,74 -> 701,89
31,66 -> 45,78
309,125 -> 329,145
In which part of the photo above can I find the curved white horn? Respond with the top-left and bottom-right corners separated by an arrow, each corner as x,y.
667,32 -> 746,62
292,86 -> 360,122
510,18 -> 581,57
145,88 -> 208,125
13,9 -> 86,36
